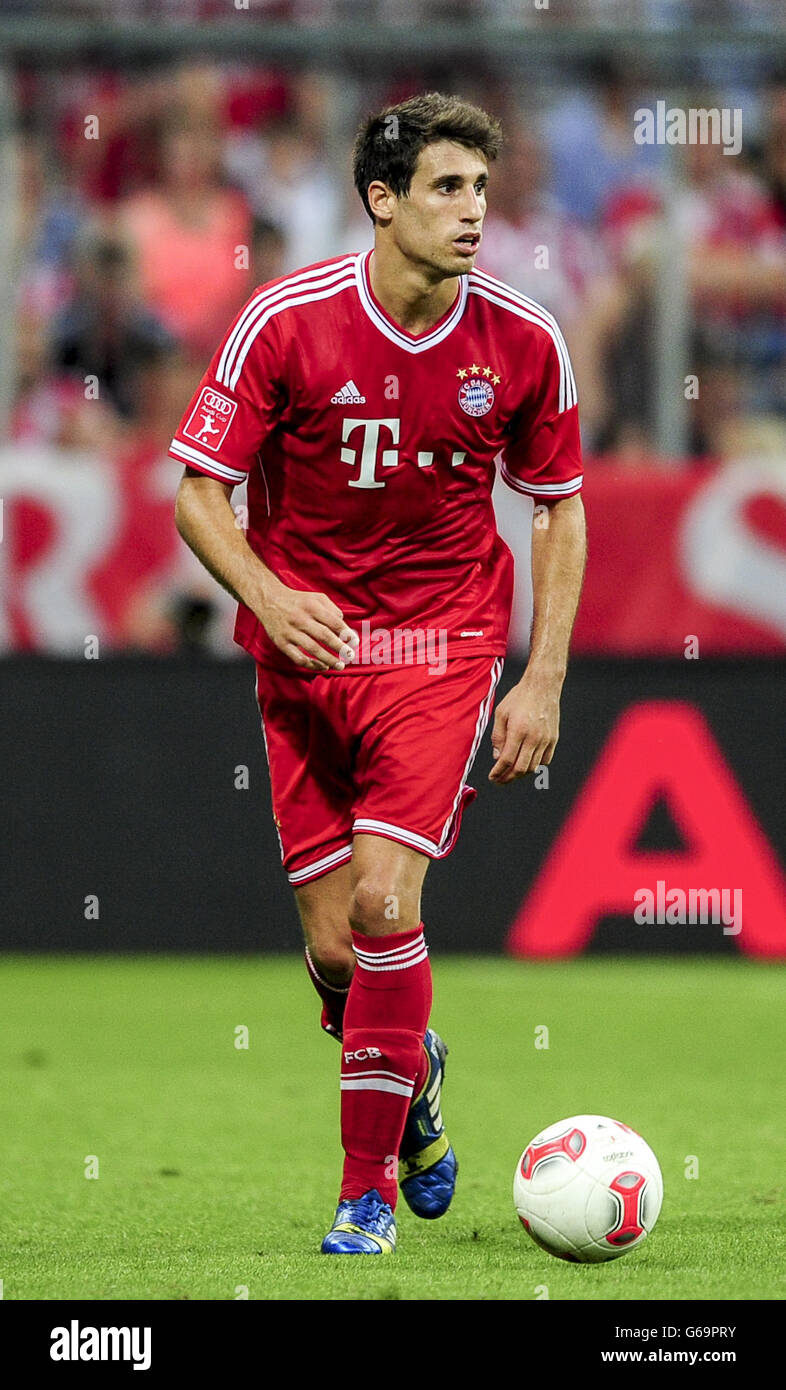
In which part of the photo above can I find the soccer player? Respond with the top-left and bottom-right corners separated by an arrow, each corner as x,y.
172,93 -> 587,1254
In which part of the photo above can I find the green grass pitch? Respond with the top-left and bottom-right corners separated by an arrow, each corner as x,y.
1,954 -> 783,1301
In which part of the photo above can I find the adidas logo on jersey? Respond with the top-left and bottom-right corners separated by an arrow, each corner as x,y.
331,379 -> 366,404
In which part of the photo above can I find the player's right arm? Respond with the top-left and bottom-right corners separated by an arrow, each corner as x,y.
170,287 -> 357,673
174,468 -> 356,673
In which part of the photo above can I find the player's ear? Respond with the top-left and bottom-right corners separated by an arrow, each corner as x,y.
366,180 -> 394,226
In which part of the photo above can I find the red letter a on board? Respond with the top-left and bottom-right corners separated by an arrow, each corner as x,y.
506,701 -> 786,959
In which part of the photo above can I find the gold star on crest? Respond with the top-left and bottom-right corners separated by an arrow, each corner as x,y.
458,364 -> 501,386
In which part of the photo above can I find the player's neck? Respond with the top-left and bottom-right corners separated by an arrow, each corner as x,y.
368,245 -> 460,336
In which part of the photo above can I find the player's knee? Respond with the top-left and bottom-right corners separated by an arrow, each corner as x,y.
307,933 -> 354,985
348,877 -> 417,936
301,909 -> 353,982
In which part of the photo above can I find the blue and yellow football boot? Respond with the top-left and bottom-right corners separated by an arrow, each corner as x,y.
398,1028 -> 457,1219
321,1189 -> 397,1254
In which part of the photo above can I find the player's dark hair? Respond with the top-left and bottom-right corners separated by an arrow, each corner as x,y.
352,91 -> 503,223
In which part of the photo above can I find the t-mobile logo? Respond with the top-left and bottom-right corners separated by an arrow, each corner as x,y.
340,418 -> 466,488
341,418 -> 400,489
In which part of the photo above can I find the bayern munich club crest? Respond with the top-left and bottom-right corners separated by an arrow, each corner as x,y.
457,364 -> 500,417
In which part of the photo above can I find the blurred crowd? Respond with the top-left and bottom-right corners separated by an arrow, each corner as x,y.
1,1 -> 782,27
6,50 -> 786,648
11,59 -> 786,460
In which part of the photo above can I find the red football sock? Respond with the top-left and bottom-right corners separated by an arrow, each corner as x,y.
339,923 -> 433,1208
304,947 -> 351,1041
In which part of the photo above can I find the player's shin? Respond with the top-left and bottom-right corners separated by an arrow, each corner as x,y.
304,946 -> 351,1041
339,924 -> 432,1208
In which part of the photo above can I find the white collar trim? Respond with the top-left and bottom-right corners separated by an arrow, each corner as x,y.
354,250 -> 468,354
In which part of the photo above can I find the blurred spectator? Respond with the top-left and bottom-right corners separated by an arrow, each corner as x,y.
336,164 -> 375,256
223,65 -> 291,134
481,126 -> 628,446
12,309 -> 122,453
684,135 -> 786,450
543,59 -> 663,223
603,117 -> 786,456
14,130 -> 86,321
51,232 -> 177,421
119,117 -> 252,361
225,112 -> 342,271
761,78 -> 786,228
56,72 -> 168,205
249,217 -> 287,288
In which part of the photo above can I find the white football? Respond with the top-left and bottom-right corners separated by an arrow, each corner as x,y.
513,1114 -> 663,1263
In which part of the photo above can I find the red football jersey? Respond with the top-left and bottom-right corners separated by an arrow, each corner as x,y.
169,250 -> 583,671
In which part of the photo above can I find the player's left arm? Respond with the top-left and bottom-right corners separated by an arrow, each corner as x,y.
489,493 -> 586,785
489,324 -> 587,786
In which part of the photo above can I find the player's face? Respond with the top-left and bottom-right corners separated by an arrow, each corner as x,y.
390,140 -> 488,278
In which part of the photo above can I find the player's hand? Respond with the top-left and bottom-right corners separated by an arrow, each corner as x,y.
258,579 -> 359,673
488,670 -> 561,784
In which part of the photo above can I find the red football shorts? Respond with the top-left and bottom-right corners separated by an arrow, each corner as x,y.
254,656 -> 504,886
